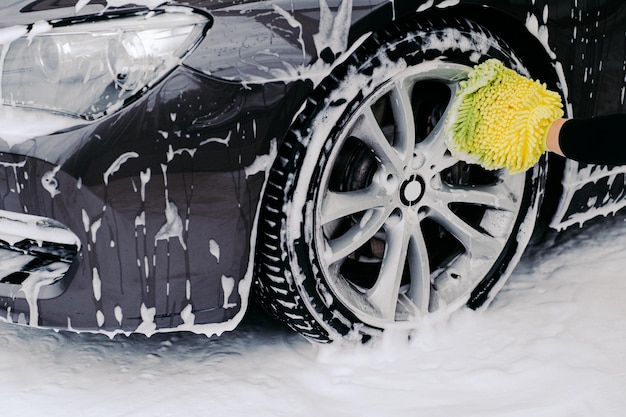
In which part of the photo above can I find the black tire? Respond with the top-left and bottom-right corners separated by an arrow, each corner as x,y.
254,15 -> 547,343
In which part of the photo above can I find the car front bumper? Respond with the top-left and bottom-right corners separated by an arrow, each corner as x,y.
0,63 -> 306,334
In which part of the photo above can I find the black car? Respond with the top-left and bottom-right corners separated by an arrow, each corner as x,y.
0,0 -> 623,343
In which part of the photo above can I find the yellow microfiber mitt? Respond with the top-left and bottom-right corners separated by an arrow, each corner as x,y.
445,59 -> 564,173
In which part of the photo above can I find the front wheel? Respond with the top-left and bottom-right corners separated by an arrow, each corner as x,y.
254,15 -> 547,343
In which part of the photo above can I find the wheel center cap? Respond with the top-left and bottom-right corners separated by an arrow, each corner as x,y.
400,175 -> 425,206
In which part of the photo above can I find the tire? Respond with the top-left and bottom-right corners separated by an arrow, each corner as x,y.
254,15 -> 547,343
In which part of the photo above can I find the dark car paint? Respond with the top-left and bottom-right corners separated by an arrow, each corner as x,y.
0,0 -> 623,334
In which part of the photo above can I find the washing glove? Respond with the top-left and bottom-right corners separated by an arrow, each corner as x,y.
445,59 -> 564,173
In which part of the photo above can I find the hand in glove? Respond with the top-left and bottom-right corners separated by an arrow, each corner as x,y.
446,59 -> 564,173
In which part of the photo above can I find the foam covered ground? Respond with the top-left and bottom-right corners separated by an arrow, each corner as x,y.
2,213 -> 626,417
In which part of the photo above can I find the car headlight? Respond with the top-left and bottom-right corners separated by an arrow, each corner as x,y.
1,9 -> 209,121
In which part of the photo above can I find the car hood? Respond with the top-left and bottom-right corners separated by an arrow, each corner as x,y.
0,0 -> 368,83
0,0 -> 323,26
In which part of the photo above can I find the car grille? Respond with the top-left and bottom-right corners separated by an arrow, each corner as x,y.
0,211 -> 80,300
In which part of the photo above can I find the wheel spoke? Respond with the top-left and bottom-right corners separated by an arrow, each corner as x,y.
349,107 -> 405,174
366,217 -> 410,321
414,81 -> 460,171
434,184 -> 520,212
406,224 -> 431,314
429,205 -> 504,259
320,187 -> 389,225
325,206 -> 392,264
389,80 -> 417,159
365,216 -> 431,320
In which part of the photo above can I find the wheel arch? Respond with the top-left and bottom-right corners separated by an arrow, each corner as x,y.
349,3 -> 563,92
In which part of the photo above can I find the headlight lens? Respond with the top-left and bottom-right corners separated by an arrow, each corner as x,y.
2,10 -> 208,120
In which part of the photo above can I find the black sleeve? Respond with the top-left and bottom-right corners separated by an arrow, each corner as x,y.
559,114 -> 626,166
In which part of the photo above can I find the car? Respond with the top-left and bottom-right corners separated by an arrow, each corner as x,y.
0,0 -> 624,344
